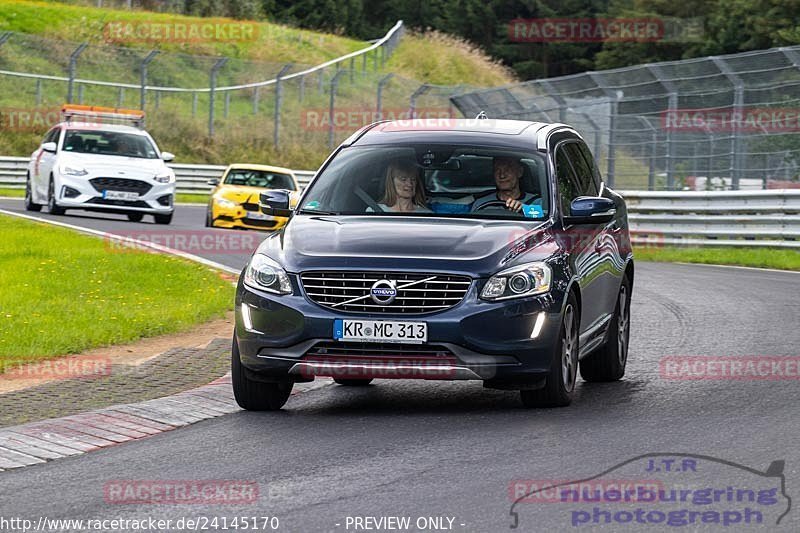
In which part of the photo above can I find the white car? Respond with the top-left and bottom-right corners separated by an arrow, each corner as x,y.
25,106 -> 176,224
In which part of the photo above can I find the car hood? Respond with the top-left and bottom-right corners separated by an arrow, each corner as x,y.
257,215 -> 558,277
60,152 -> 169,178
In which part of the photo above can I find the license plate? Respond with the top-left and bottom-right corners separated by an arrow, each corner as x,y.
333,319 -> 427,344
246,211 -> 273,221
103,190 -> 139,201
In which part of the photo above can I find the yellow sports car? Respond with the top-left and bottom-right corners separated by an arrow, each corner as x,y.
206,164 -> 300,231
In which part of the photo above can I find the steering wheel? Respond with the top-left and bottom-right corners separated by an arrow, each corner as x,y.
474,199 -> 517,212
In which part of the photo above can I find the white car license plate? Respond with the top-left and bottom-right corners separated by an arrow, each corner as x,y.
246,211 -> 273,221
103,190 -> 139,201
333,319 -> 427,344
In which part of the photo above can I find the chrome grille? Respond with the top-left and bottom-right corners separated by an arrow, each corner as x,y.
300,271 -> 471,314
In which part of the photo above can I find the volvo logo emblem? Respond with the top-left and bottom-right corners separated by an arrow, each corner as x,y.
370,279 -> 397,304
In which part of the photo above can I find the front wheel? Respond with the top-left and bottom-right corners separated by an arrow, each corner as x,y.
580,276 -> 631,382
24,176 -> 42,212
47,178 -> 65,215
154,212 -> 173,225
231,335 -> 293,411
127,212 -> 144,222
520,292 -> 579,408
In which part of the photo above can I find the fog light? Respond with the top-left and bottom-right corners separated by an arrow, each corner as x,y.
157,194 -> 172,207
62,186 -> 80,198
530,312 -> 546,339
240,303 -> 264,334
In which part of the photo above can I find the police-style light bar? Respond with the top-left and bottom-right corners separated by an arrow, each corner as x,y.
60,104 -> 146,128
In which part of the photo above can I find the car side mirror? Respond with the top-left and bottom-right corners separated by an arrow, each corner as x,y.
260,189 -> 293,218
41,142 -> 57,153
207,178 -> 220,186
161,151 -> 175,162
563,196 -> 616,225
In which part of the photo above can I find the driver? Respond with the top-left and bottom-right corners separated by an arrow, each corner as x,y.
471,157 -> 538,213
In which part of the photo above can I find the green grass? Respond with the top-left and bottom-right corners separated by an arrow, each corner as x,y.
634,246 -> 800,271
0,214 -> 233,367
176,193 -> 210,204
0,187 -> 24,198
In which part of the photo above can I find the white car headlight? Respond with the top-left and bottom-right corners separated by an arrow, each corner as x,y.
243,254 -> 292,295
481,262 -> 552,301
60,164 -> 88,176
215,197 -> 238,209
154,171 -> 174,183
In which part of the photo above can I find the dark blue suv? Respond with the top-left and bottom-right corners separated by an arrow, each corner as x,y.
232,119 -> 633,410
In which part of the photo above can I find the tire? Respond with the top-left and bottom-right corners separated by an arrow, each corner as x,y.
24,176 -> 42,212
231,335 -> 293,411
154,212 -> 173,225
580,276 -> 631,382
127,212 -> 144,222
334,378 -> 373,386
520,292 -> 579,408
205,209 -> 214,227
47,177 -> 65,216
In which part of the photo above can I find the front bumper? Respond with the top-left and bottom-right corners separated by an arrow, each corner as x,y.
55,173 -> 174,213
211,204 -> 288,231
235,275 -> 565,384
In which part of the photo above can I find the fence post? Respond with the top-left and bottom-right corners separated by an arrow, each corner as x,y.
362,54 -> 367,76
224,91 -> 230,119
192,92 -> 198,117
67,43 -> 89,104
252,86 -> 259,115
587,72 -> 617,188
298,75 -> 305,102
139,50 -> 158,111
350,57 -> 355,83
637,117 -> 658,190
117,87 -> 124,107
328,70 -> 346,149
376,73 -> 394,120
409,84 -> 429,118
35,79 -> 42,106
711,57 -> 745,190
77,84 -> 84,104
273,63 -> 293,150
154,90 -> 160,110
208,57 -> 228,137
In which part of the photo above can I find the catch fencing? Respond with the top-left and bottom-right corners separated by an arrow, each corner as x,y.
452,45 -> 800,192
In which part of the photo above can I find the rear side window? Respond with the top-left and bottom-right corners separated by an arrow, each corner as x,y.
563,143 -> 598,197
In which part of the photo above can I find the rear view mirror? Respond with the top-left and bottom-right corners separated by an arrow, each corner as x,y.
563,196 -> 616,225
260,189 -> 293,218
161,151 -> 175,162
207,178 -> 220,186
41,142 -> 57,153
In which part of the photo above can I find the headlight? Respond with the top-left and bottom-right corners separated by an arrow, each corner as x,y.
215,197 -> 238,209
480,262 -> 552,301
60,164 -> 88,176
243,254 -> 292,295
154,171 -> 174,183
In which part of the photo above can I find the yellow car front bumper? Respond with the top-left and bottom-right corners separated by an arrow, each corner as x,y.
209,203 -> 288,231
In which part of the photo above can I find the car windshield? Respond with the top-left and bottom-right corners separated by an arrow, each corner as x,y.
297,144 -> 550,220
62,130 -> 159,159
224,169 -> 296,190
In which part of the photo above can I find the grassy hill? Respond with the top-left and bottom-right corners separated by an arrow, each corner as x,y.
0,1 -> 514,169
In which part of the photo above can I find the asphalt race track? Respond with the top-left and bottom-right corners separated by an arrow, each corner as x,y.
1,199 -> 799,531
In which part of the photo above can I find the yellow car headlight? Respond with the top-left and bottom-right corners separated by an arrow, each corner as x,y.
215,197 -> 238,209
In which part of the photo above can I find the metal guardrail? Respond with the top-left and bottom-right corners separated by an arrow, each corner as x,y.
0,156 -> 315,195
623,190 -> 800,248
1,154 -> 796,247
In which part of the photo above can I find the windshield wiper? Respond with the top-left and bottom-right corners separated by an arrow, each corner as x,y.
298,209 -> 340,215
